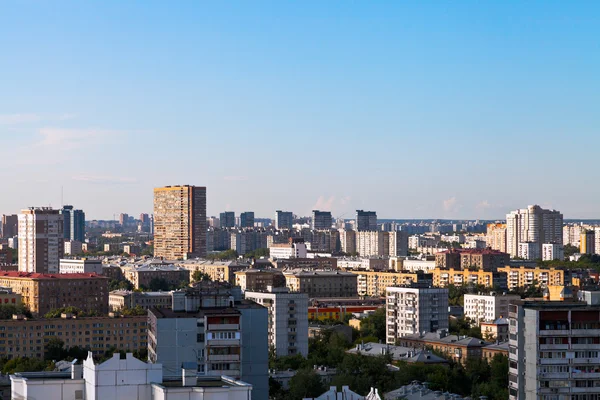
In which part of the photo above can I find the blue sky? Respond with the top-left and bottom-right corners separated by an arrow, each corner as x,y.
1,1 -> 598,220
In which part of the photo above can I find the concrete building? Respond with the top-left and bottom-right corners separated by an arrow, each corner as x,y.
219,211 -> 235,228
518,241 -> 541,260
274,210 -> 293,230
269,238 -> 308,259
0,286 -> 21,306
234,269 -> 286,292
60,205 -> 85,242
18,207 -> 64,274
395,331 -> 488,365
349,270 -> 433,297
283,270 -> 358,298
0,271 -> 108,315
563,224 -> 583,247
59,258 -> 103,274
431,268 -> 507,289
122,261 -> 189,290
356,231 -> 389,257
1,214 -> 18,238
434,248 -> 509,271
0,249 -> 13,265
179,260 -> 250,285
109,290 -> 173,311
463,293 -> 520,325
385,286 -> 449,344
64,240 -> 83,256
339,229 -> 356,254
480,317 -> 509,342
245,287 -> 309,357
389,231 -> 409,257
337,257 -> 388,271
147,282 -> 268,400
542,243 -> 564,261
0,314 -> 147,359
274,257 -> 338,270
356,210 -> 377,232
312,210 -> 332,230
153,185 -> 207,259
508,301 -> 600,400
486,223 -> 507,253
506,205 -> 563,258
497,266 -> 567,290
580,230 -> 595,255
395,258 -> 436,273
239,212 -> 254,228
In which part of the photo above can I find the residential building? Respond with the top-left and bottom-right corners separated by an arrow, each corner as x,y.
542,243 -> 564,261
580,230 -> 595,254
109,290 -> 173,311
219,211 -> 235,228
245,287 -> 309,357
348,270 -> 433,297
518,241 -> 541,260
356,231 -> 389,257
508,301 -> 600,400
274,257 -> 338,270
274,210 -> 293,230
463,293 -> 520,325
18,207 -> 64,274
1,214 -> 18,238
0,249 -> 13,265
0,286 -> 21,306
269,238 -> 308,259
308,305 -> 380,321
434,248 -> 509,271
486,223 -> 507,253
385,286 -> 449,343
147,282 -> 268,400
123,244 -> 141,255
480,317 -> 509,342
347,342 -> 448,365
563,224 -> 583,247
395,331 -> 488,365
337,257 -> 387,271
506,205 -> 563,258
0,271 -> 108,315
239,211 -> 254,228
207,216 -> 220,228
312,210 -> 332,230
356,210 -> 377,232
283,270 -> 358,298
179,259 -> 250,284
497,266 -> 567,290
305,386 -> 372,400
229,230 -> 268,255
153,185 -> 207,259
308,229 -> 339,253
104,243 -> 120,253
119,213 -> 129,226
59,258 -> 103,274
64,240 -> 83,255
389,231 -> 409,257
234,269 -> 286,292
339,229 -> 356,254
0,314 -> 146,359
431,268 -> 507,289
395,257 -> 436,273
122,261 -> 189,290
60,205 -> 85,242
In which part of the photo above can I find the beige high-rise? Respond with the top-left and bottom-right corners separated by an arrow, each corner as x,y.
505,205 -> 563,258
153,185 -> 206,259
18,207 -> 64,273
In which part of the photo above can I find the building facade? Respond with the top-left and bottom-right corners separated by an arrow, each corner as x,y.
311,210 -> 332,230
239,212 -> 254,228
497,266 -> 566,290
274,211 -> 293,230
506,205 -> 563,258
1,214 -> 18,238
348,270 -> 433,297
463,293 -> 520,325
486,223 -> 507,253
60,205 -> 85,242
431,268 -> 507,289
283,270 -> 358,298
59,258 -> 103,274
542,243 -> 564,261
153,185 -> 207,259
435,249 -> 510,271
355,210 -> 377,232
219,211 -> 235,228
109,290 -> 173,311
18,207 -> 64,274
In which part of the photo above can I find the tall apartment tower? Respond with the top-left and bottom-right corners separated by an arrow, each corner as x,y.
506,205 -> 563,258
153,185 -> 207,259
239,212 -> 254,228
486,223 -> 507,253
60,205 -> 86,242
580,230 -> 595,255
274,210 -> 293,230
386,286 -> 449,344
356,210 -> 377,232
119,213 -> 129,226
219,211 -> 235,228
18,207 -> 64,273
311,210 -> 332,230
1,214 -> 18,238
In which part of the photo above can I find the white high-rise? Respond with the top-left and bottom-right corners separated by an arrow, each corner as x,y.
18,207 -> 64,274
506,205 -> 563,258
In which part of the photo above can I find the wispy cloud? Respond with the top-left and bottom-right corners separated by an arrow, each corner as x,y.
36,127 -> 120,149
312,195 -> 336,211
443,197 -> 459,213
476,200 -> 492,210
71,175 -> 137,184
223,176 -> 248,182
0,113 -> 41,124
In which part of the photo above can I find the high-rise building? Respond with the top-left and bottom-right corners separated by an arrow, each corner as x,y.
339,229 -> 356,254
509,301 -> 600,400
356,210 -> 377,232
18,207 -> 64,274
239,212 -> 254,228
119,213 -> 129,226
463,293 -> 520,325
60,205 -> 85,242
542,243 -> 564,261
1,214 -> 18,238
220,211 -> 235,228
386,286 -> 449,344
506,205 -> 563,258
356,231 -> 389,257
311,210 -> 332,230
274,210 -> 293,230
389,231 -> 409,257
517,242 -> 541,261
153,185 -> 207,259
580,230 -> 595,255
486,223 -> 507,253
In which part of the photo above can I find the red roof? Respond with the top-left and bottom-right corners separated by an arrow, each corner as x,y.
0,272 -> 107,280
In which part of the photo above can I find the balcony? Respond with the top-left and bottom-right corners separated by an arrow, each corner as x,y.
209,369 -> 240,377
571,358 -> 600,365
207,339 -> 240,346
539,372 -> 569,380
208,354 -> 240,362
571,344 -> 600,350
539,344 -> 569,351
539,358 -> 569,365
208,324 -> 239,331
571,372 -> 600,379
539,329 -> 570,336
571,329 -> 600,336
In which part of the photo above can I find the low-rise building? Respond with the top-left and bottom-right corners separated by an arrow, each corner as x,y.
391,257 -> 436,273
432,268 -> 507,289
348,270 -> 433,297
234,269 -> 286,292
308,305 -> 380,321
0,286 -> 21,306
497,266 -> 566,290
269,238 -> 308,260
463,292 -> 520,325
395,330 -> 489,365
178,259 -> 250,284
0,271 -> 108,315
347,342 -> 448,364
274,257 -> 338,270
337,257 -> 387,271
59,258 -> 103,274
283,270 -> 358,298
122,261 -> 189,290
64,240 -> 83,256
480,317 -> 509,342
109,290 -> 172,311
435,249 -> 509,271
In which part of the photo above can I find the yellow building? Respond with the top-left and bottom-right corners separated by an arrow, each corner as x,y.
347,270 -> 432,297
431,268 -> 506,288
580,230 -> 595,254
497,266 -> 565,290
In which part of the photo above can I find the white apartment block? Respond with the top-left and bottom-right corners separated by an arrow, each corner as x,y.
18,207 -> 64,274
269,241 -> 307,259
463,293 -> 520,325
386,286 -> 449,344
518,242 -> 541,260
506,205 -> 563,258
388,231 -> 409,257
542,243 -> 564,261
563,224 -> 582,247
408,235 -> 438,250
396,258 -> 436,273
244,287 -> 309,357
59,258 -> 103,274
356,231 -> 389,257
64,240 -> 83,255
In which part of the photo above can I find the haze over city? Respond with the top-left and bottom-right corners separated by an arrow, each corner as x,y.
1,1 -> 599,219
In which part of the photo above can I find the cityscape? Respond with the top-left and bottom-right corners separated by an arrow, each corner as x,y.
2,2 -> 599,400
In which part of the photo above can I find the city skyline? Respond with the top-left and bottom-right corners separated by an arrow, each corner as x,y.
1,2 -> 599,219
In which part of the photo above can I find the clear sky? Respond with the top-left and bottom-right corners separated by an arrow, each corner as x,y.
1,1 -> 599,220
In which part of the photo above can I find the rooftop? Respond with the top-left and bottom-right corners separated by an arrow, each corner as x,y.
0,272 -> 107,280
158,376 -> 250,388
437,248 -> 508,255
400,331 -> 489,348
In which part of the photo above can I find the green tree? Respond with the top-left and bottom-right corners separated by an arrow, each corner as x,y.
0,304 -> 32,319
359,308 -> 386,341
288,369 -> 325,400
45,338 -> 66,361
121,305 -> 147,316
44,306 -> 97,319
192,270 -> 211,282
